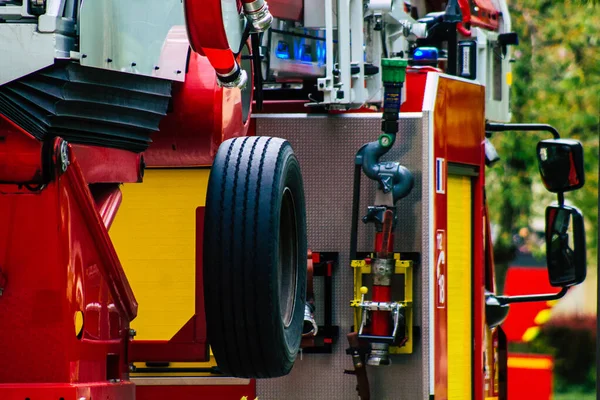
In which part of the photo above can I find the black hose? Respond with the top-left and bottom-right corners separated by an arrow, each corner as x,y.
251,33 -> 264,112
350,164 -> 362,262
446,25 -> 458,76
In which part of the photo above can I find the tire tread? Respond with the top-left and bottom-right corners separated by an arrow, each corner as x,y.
204,136 -> 305,378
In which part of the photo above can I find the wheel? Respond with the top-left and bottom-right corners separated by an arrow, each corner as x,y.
203,136 -> 307,378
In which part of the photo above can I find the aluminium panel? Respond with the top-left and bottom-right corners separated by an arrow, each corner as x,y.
255,113 -> 430,400
0,24 -> 55,85
79,0 -> 187,82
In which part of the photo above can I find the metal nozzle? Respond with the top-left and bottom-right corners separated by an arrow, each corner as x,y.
367,343 -> 391,366
216,64 -> 248,89
302,303 -> 318,337
243,0 -> 273,32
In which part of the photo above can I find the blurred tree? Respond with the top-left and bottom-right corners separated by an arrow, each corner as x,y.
487,0 -> 599,292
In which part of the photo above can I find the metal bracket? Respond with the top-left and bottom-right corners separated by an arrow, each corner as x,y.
356,301 -> 404,345
351,254 -> 416,354
301,252 -> 340,354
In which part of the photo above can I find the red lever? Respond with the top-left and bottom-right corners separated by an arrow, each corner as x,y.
457,0 -> 472,36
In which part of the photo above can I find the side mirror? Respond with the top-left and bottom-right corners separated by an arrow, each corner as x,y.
497,32 -> 519,47
485,291 -> 509,328
536,139 -> 585,193
545,204 -> 586,287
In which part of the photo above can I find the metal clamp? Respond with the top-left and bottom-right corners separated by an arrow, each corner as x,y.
216,63 -> 248,89
243,0 -> 273,32
356,298 -> 404,344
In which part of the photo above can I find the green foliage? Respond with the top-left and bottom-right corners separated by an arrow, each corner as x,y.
526,316 -> 596,394
487,0 -> 599,288
554,389 -> 596,400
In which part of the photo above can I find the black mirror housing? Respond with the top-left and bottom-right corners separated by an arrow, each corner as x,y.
485,291 -> 509,328
498,32 -> 519,46
536,139 -> 585,193
545,204 -> 586,287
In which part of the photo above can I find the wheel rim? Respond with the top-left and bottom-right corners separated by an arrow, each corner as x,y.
279,187 -> 298,328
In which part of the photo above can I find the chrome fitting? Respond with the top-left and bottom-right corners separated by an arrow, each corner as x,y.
357,301 -> 403,338
372,258 -> 394,286
243,0 -> 273,32
367,343 -> 391,366
59,140 -> 70,173
216,63 -> 248,89
302,303 -> 318,337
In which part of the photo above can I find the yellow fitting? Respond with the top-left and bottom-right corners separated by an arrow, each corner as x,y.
360,286 -> 368,295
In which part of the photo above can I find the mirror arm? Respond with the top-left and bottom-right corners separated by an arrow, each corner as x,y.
557,192 -> 565,206
485,123 -> 560,139
496,287 -> 568,305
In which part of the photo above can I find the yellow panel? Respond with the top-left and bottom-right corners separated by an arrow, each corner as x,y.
447,175 -> 472,400
507,356 -> 553,370
110,169 -> 210,340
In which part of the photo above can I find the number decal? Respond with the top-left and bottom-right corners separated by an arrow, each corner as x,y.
435,229 -> 446,309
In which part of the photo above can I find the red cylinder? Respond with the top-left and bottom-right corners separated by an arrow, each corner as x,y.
371,231 -> 394,337
374,232 -> 394,253
371,285 -> 392,336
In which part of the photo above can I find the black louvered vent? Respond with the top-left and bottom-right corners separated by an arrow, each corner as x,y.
0,62 -> 172,153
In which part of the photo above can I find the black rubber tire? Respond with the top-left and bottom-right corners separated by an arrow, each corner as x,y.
203,136 -> 307,378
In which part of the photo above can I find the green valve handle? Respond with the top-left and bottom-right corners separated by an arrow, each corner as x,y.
381,58 -> 408,85
378,133 -> 395,148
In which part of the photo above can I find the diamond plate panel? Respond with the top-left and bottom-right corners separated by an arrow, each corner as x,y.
255,114 -> 430,400
421,111 -> 432,397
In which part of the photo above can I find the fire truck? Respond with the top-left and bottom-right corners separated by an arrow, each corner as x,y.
0,0 -> 588,399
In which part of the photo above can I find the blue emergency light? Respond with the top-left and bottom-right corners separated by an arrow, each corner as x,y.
275,41 -> 290,59
413,47 -> 439,62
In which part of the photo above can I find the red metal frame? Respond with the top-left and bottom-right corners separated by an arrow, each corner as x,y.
0,114 -> 45,184
72,144 -> 144,184
427,74 -> 486,400
473,134 -> 486,400
90,184 -> 123,230
145,51 -> 252,167
137,382 -> 256,400
470,0 -> 500,31
0,382 -> 135,400
0,125 -> 137,398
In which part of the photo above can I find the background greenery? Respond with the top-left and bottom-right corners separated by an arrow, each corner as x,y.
486,0 -> 599,396
488,0 -> 599,292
